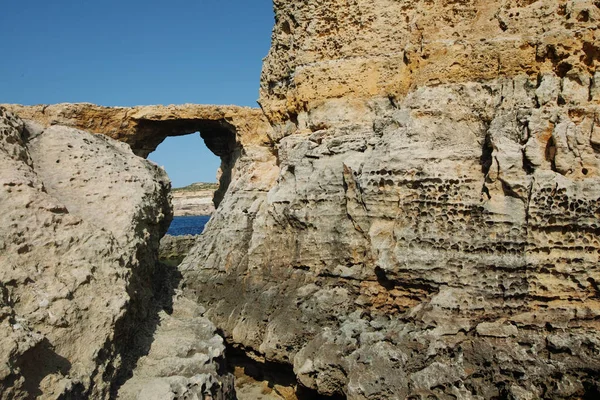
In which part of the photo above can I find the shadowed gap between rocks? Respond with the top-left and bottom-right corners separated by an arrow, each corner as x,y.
104,120 -> 239,397
118,115 -> 347,399
17,338 -> 78,398
107,250 -> 183,397
224,342 -> 347,400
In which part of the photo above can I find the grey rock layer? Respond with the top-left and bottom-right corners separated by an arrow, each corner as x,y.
182,73 -> 600,399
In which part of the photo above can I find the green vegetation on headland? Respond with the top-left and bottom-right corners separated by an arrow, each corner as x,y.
172,182 -> 219,193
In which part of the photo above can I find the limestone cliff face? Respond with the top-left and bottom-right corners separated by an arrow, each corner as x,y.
259,0 -> 599,127
172,183 -> 218,216
181,1 -> 600,399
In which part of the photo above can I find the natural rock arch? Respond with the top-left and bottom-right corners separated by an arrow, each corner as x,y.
2,103 -> 272,207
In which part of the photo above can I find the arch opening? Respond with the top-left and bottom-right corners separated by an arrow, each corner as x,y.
147,121 -> 238,235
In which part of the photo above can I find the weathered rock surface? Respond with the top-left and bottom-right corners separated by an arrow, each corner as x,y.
0,107 -> 233,399
2,103 -> 273,211
4,0 -> 600,398
117,296 -> 235,400
0,106 -> 170,398
259,0 -> 600,127
1,103 -> 270,158
178,1 -> 600,399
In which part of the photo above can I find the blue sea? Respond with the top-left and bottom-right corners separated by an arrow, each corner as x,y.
167,215 -> 211,236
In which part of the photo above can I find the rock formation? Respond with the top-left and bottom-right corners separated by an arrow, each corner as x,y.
2,103 -> 273,211
180,1 -> 600,399
0,107 -> 233,399
1,103 -> 269,158
4,0 -> 600,398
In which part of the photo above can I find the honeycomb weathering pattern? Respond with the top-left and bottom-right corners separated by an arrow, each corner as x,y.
182,0 -> 600,398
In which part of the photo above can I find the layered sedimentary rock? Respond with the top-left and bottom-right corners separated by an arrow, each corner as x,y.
0,108 -> 233,399
172,194 -> 215,216
172,183 -> 218,216
179,1 -> 600,399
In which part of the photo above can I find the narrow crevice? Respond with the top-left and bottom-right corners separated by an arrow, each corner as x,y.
480,134 -> 494,176
224,343 -> 346,400
522,150 -> 535,174
107,257 -> 183,398
500,180 -> 521,199
480,133 -> 494,200
545,136 -> 557,172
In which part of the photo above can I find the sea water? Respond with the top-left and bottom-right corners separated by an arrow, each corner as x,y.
167,215 -> 211,236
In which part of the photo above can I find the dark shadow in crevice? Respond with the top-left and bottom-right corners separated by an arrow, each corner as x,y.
583,379 -> 600,400
480,134 -> 494,176
545,136 -> 557,172
225,343 -> 347,400
17,338 -> 74,398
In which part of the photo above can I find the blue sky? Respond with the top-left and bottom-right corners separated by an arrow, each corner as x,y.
0,0 -> 274,186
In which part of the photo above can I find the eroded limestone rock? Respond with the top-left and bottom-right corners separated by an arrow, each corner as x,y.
0,107 -> 234,399
179,1 -> 600,398
0,106 -> 170,397
1,103 -> 270,158
4,1 -> 600,398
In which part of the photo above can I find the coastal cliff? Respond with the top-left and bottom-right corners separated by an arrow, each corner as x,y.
3,0 -> 600,398
172,182 -> 218,216
181,1 -> 600,398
